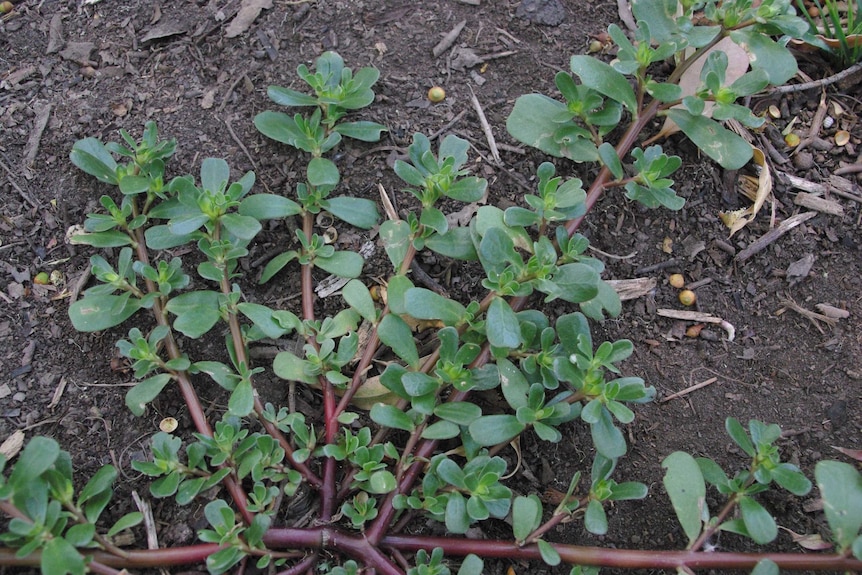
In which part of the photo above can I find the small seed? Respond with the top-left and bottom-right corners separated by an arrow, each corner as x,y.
669,273 -> 685,288
784,133 -> 800,147
768,105 -> 781,119
685,324 -> 705,338
322,226 -> 338,244
679,289 -> 697,306
159,417 -> 178,433
427,86 -> 446,103
50,270 -> 64,286
835,130 -> 850,146
588,40 -> 604,53
34,272 -> 50,285
808,5 -> 820,17
0,2 -> 13,13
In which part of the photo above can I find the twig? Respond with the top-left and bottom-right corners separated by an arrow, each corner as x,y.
656,309 -> 736,341
767,60 -> 862,93
223,116 -> 259,174
734,211 -> 817,262
777,295 -> 837,333
432,20 -> 466,58
23,103 -> 53,179
833,163 -> 862,176
429,109 -> 467,140
467,85 -> 500,164
661,377 -> 718,403
794,90 -> 827,155
131,491 -> 158,550
588,246 -> 637,260
0,156 -> 39,209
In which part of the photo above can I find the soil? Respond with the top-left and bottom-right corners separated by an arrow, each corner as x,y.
1,1 -> 861,574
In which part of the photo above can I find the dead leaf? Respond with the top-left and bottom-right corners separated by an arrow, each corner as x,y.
201,87 -> 217,110
778,526 -> 834,551
720,146 -> 772,236
225,0 -> 273,38
832,445 -> 862,461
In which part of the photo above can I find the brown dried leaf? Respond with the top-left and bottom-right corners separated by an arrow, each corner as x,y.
832,445 -> 862,461
778,526 -> 834,551
720,146 -> 772,236
0,430 -> 25,461
225,0 -> 273,38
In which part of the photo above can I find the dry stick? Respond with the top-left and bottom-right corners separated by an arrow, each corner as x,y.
734,211 -> 817,262
778,170 -> 862,203
0,156 -> 39,209
432,19 -> 467,58
22,103 -> 53,179
468,85 -> 501,164
768,60 -> 862,93
660,377 -> 718,403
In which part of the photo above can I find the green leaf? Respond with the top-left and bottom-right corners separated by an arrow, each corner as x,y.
751,559 -> 779,575
815,460 -> 862,550
69,230 -> 133,248
79,465 -> 117,505
570,55 -> 637,113
239,194 -> 302,219
446,490 -> 470,534
421,206 -> 448,235
506,94 -> 572,158
598,142 -> 624,180
228,378 -> 254,416
327,196 -> 380,229
237,302 -> 290,339
107,511 -> 144,537
42,537 -> 85,575
378,314 -> 420,369
145,225 -> 196,250
421,421 -> 460,440
771,463 -> 812,496
165,290 -> 221,338
584,499 -> 608,535
536,539 -> 561,566
665,109 -> 752,170
200,158 -> 229,193
725,417 -> 755,456
259,250 -> 298,283
512,495 -> 543,541
368,470 -> 397,494
69,295 -> 142,332
486,297 -> 523,349
426,227 -> 478,261
126,373 -> 173,416
220,213 -> 262,241
434,402 -> 482,426
590,408 -> 626,459
729,29 -> 797,85
468,414 -> 525,446
334,121 -> 387,142
70,138 -> 118,185
273,352 -> 316,384
64,523 -> 96,547
342,280 -> 377,323
308,157 -> 340,187
456,554 -> 484,575
315,250 -> 364,278
404,288 -> 466,325
8,437 -> 59,486
267,85 -> 318,107
445,177 -> 487,203
386,274 -> 413,315
739,495 -> 777,544
662,451 -> 706,546
253,110 -> 305,147
370,403 -> 415,432
380,220 -> 411,270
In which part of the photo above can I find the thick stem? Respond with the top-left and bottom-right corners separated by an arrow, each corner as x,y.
130,227 -> 252,524
381,535 -> 862,572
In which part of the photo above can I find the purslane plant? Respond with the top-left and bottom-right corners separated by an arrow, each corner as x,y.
2,9 -> 862,575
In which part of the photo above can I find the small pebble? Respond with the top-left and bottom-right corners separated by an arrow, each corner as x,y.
12,392 -> 26,402
793,151 -> 815,170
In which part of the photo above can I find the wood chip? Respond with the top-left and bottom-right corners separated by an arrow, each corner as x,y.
794,192 -> 844,216
225,0 -> 273,38
46,13 -> 65,54
735,211 -> 817,262
606,277 -> 656,301
0,430 -> 24,460
433,19 -> 466,58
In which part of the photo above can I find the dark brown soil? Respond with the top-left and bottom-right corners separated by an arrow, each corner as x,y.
1,1 -> 860,574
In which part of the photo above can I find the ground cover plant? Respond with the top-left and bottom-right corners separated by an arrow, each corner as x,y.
1,1 -> 861,574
